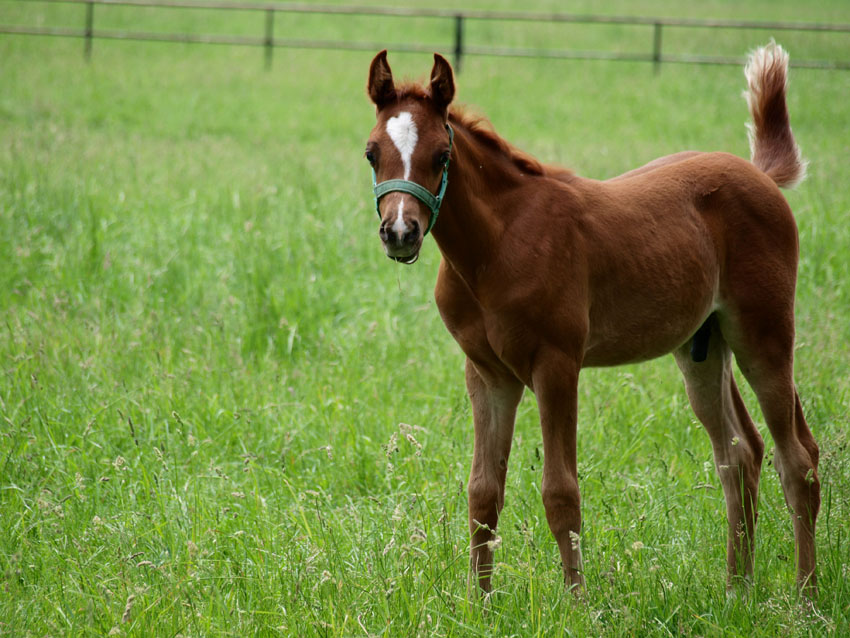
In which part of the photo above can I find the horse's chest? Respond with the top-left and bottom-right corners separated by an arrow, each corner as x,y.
484,314 -> 539,381
439,293 -> 539,383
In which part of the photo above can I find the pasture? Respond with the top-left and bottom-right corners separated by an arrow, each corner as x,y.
1,0 -> 849,635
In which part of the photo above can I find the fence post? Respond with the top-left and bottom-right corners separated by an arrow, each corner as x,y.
84,0 -> 94,61
453,14 -> 464,73
264,9 -> 274,70
652,22 -> 662,74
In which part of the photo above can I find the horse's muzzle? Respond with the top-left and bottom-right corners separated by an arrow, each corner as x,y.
380,219 -> 422,265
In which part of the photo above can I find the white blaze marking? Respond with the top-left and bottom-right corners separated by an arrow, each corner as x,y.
386,111 -> 418,235
387,111 -> 418,179
392,198 -> 406,235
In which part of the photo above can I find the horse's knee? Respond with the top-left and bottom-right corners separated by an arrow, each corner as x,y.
468,476 -> 502,525
541,477 -> 581,531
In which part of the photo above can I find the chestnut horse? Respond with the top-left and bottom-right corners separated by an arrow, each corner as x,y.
364,43 -> 819,594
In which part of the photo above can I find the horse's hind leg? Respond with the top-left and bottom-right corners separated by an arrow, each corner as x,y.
720,311 -> 820,594
674,317 -> 765,587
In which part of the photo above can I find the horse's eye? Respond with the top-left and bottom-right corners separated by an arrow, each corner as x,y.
365,151 -> 376,166
439,151 -> 450,166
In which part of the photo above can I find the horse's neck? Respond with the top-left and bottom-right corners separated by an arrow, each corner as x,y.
430,124 -> 530,284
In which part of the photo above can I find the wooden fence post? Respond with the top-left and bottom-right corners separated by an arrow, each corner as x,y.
264,9 -> 274,70
652,22 -> 662,74
84,0 -> 94,61
454,14 -> 464,73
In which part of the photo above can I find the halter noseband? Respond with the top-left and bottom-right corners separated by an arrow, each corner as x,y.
372,124 -> 454,237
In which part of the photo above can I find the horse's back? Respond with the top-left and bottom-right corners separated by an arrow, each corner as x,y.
600,152 -> 795,243
606,151 -> 704,182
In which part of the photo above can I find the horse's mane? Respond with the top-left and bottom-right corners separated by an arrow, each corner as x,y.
391,82 -> 572,181
449,107 -> 546,177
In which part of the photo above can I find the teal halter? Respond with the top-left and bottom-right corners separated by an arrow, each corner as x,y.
372,124 -> 454,237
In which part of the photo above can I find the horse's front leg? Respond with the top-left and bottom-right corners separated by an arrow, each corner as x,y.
466,358 -> 524,593
533,351 -> 585,591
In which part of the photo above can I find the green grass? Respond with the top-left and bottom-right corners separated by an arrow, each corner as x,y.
2,1 -> 850,635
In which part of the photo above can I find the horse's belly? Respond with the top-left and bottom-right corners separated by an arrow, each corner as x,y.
580,214 -> 720,366
582,296 -> 715,367
582,324 -> 698,367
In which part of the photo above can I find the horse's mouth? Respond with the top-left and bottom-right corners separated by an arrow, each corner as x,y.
389,252 -> 419,265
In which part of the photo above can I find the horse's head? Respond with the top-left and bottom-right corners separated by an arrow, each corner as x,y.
366,50 -> 456,264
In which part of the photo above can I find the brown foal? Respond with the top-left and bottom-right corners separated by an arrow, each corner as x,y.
364,43 -> 819,594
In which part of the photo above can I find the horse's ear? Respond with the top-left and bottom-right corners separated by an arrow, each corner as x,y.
429,53 -> 455,113
368,50 -> 396,107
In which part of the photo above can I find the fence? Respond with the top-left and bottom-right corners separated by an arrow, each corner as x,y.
2,0 -> 850,72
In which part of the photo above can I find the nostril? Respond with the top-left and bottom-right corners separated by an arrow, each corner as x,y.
379,222 -> 390,242
403,221 -> 420,245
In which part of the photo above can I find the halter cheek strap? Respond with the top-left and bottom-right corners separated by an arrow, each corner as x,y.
372,124 -> 454,237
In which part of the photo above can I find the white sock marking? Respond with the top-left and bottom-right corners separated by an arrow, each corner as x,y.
386,111 -> 418,234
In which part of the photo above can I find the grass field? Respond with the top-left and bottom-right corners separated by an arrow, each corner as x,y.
2,1 -> 850,635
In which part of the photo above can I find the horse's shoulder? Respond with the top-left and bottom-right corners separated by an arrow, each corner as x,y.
435,260 -> 477,321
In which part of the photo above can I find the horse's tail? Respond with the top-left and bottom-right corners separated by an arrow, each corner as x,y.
744,41 -> 807,189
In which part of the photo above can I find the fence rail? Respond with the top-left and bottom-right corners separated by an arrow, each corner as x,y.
2,0 -> 849,72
